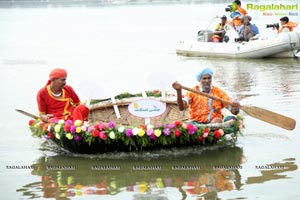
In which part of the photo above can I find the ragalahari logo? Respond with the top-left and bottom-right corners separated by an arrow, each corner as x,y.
246,3 -> 299,17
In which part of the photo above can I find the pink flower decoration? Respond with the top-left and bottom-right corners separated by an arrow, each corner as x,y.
163,128 -> 171,136
108,121 -> 116,129
168,124 -> 175,129
65,120 -> 73,125
218,129 -> 224,136
74,135 -> 82,141
146,128 -> 153,136
186,123 -> 197,135
70,125 -> 76,134
150,134 -> 156,141
99,131 -> 107,140
98,122 -> 106,131
155,123 -> 162,128
88,126 -> 94,132
238,121 -> 244,129
125,129 -> 133,137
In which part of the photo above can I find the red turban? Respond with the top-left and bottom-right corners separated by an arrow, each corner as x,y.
46,68 -> 67,85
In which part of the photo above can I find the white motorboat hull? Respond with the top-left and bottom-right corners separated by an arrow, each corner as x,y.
176,32 -> 300,59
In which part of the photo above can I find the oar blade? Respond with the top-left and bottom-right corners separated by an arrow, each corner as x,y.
241,106 -> 296,131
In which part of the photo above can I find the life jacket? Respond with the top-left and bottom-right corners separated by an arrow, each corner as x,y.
237,6 -> 248,16
278,21 -> 298,33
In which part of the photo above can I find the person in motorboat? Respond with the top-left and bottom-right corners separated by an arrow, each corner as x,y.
275,16 -> 298,33
172,68 -> 240,125
234,0 -> 247,16
236,15 -> 259,42
211,15 -> 229,42
230,0 -> 248,33
36,68 -> 89,123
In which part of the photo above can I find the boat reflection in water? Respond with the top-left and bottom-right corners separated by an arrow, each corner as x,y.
16,145 -> 298,199
17,145 -> 244,199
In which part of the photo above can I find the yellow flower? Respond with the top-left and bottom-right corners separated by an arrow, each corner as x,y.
66,133 -> 73,140
156,178 -> 164,188
54,124 -> 61,133
74,120 -> 82,127
137,128 -> 145,137
109,131 -> 116,139
139,181 -> 148,193
55,133 -> 61,139
154,129 -> 162,137
58,119 -> 65,125
76,127 -> 81,133
67,176 -> 74,184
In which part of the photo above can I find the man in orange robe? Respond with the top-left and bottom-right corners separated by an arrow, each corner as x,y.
37,68 -> 89,122
172,68 -> 240,124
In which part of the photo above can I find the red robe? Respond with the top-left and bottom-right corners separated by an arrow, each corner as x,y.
37,85 -> 88,121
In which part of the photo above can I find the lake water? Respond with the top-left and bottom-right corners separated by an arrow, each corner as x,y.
0,1 -> 300,199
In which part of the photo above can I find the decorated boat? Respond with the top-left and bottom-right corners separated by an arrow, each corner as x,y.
176,29 -> 300,58
28,91 -> 243,154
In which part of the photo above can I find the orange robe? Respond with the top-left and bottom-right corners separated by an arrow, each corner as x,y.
37,85 -> 88,121
185,85 -> 232,123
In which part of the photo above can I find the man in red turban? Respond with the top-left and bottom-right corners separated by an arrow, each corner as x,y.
37,68 -> 89,122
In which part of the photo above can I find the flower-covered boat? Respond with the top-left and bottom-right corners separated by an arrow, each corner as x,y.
28,91 -> 243,154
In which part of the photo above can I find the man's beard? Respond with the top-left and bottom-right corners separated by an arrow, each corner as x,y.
201,84 -> 211,92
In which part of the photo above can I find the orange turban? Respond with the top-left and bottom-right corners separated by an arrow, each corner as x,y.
46,68 -> 67,85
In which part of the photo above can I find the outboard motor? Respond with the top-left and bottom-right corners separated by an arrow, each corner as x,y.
197,30 -> 213,42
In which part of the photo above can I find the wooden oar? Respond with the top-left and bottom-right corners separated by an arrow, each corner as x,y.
181,85 -> 296,131
15,109 -> 39,120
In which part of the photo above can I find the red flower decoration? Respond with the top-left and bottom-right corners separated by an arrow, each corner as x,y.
92,130 -> 100,138
174,120 -> 182,127
204,128 -> 209,133
28,119 -> 35,126
139,124 -> 146,130
198,136 -> 204,142
214,130 -> 221,139
64,124 -> 71,132
48,132 -> 55,139
174,129 -> 181,137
